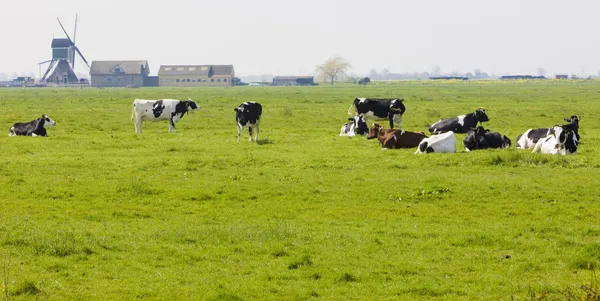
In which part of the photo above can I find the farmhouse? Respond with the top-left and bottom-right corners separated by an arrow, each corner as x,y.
158,65 -> 235,87
555,75 -> 568,79
272,76 -> 314,86
90,61 -> 151,87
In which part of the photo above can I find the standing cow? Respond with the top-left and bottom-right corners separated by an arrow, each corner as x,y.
428,108 -> 489,134
347,98 -> 406,129
234,102 -> 262,142
9,115 -> 56,137
131,99 -> 200,133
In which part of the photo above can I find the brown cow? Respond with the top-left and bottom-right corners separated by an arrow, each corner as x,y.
367,123 -> 427,150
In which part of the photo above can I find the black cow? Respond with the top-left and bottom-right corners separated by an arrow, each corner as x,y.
347,98 -> 406,129
463,126 -> 511,151
9,115 -> 56,137
234,102 -> 262,142
516,115 -> 580,149
429,108 -> 489,134
357,77 -> 371,85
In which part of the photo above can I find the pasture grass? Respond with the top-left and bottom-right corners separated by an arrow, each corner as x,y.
0,80 -> 599,300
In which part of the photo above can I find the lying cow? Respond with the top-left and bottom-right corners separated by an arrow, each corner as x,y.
131,98 -> 200,133
414,131 -> 456,154
235,101 -> 262,142
348,98 -> 406,129
429,108 -> 489,134
463,126 -> 511,152
9,115 -> 56,137
339,115 -> 369,137
516,115 -> 580,149
367,123 -> 426,150
532,125 -> 578,155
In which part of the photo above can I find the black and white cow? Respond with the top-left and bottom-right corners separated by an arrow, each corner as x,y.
428,108 -> 489,134
131,98 -> 200,133
516,115 -> 580,149
532,125 -> 578,155
9,115 -> 56,137
339,115 -> 369,137
463,126 -> 511,152
347,98 -> 406,129
234,102 -> 262,142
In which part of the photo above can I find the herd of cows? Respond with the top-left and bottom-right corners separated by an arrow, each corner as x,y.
341,98 -> 580,155
7,97 -> 580,155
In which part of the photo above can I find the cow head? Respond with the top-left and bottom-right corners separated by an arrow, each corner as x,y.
186,99 -> 200,112
367,123 -> 383,140
42,115 -> 56,127
464,126 -> 487,150
564,115 -> 579,127
390,99 -> 406,115
354,115 -> 369,135
475,108 -> 490,122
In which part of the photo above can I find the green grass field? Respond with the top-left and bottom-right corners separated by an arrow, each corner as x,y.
1,81 -> 599,300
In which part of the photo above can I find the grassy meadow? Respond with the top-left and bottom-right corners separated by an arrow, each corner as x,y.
1,80 -> 600,300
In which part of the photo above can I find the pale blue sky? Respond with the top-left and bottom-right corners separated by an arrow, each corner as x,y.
1,0 -> 598,77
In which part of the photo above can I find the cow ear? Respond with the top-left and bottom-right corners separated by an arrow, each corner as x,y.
233,108 -> 238,112
348,118 -> 354,121
399,99 -> 404,102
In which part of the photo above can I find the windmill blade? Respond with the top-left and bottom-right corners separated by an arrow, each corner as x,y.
75,47 -> 90,69
38,60 -> 53,65
57,17 -> 74,44
73,14 -> 78,44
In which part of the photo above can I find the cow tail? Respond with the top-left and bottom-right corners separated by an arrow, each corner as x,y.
131,102 -> 135,121
347,102 -> 355,115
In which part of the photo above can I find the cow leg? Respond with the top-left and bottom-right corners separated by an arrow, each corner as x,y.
248,125 -> 253,142
388,115 -> 395,129
237,124 -> 242,142
169,118 -> 175,133
135,118 -> 143,134
254,122 -> 259,141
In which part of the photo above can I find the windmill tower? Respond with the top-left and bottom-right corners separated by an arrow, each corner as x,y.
39,15 -> 90,84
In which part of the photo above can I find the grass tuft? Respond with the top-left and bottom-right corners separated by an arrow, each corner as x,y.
12,280 -> 40,296
288,255 -> 313,270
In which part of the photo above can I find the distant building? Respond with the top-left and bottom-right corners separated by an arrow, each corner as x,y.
499,75 -> 546,80
555,75 -> 568,79
429,76 -> 468,80
90,61 -> 150,87
272,76 -> 314,86
158,65 -> 235,87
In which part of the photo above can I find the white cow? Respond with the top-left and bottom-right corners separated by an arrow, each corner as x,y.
131,99 -> 200,133
414,131 -> 456,154
532,125 -> 578,155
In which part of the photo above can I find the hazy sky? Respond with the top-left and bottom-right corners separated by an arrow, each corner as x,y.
1,0 -> 598,77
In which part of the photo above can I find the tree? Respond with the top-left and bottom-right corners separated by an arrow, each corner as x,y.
474,68 -> 482,77
431,65 -> 441,76
368,68 -> 379,81
380,68 -> 390,80
537,66 -> 546,77
315,56 -> 351,85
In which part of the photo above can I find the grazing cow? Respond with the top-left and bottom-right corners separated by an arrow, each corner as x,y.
339,115 -> 369,137
414,131 -> 456,154
234,102 -> 262,142
516,115 -> 580,149
367,123 -> 427,150
532,125 -> 578,155
347,98 -> 406,129
9,115 -> 56,137
428,108 -> 489,134
463,126 -> 511,152
131,99 -> 200,133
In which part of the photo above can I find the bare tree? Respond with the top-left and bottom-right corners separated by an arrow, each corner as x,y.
368,68 -> 379,81
316,56 -> 352,85
431,65 -> 441,76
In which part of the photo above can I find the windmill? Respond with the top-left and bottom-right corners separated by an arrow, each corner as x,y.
38,14 -> 90,84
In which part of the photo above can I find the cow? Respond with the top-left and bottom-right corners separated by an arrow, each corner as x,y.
428,108 -> 489,134
532,125 -> 578,155
463,126 -> 511,152
366,123 -> 427,150
516,115 -> 580,149
414,131 -> 456,154
234,102 -> 262,142
347,98 -> 406,129
131,99 -> 200,133
9,115 -> 56,137
357,77 -> 371,85
339,115 -> 369,137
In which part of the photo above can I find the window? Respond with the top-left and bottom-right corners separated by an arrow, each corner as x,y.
105,76 -> 112,82
202,79 -> 206,82
186,79 -> 191,82
217,79 -> 221,82
164,67 -> 172,71
211,79 -> 214,82
176,67 -> 184,71
192,79 -> 197,82
200,66 -> 209,71
189,67 -> 196,71
224,78 -> 228,82
117,76 -> 124,82
176,79 -> 181,83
